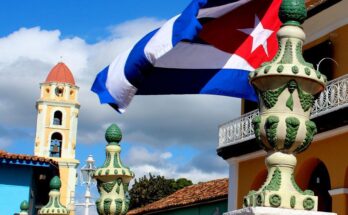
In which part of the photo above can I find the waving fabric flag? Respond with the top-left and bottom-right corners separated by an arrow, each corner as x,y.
92,0 -> 282,113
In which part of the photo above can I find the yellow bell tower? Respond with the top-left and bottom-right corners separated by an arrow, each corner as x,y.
34,62 -> 79,214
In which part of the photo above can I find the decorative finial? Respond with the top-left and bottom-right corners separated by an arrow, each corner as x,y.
105,124 -> 122,144
49,176 -> 62,190
38,176 -> 69,215
244,0 -> 325,210
20,200 -> 29,214
94,123 -> 134,215
279,0 -> 307,26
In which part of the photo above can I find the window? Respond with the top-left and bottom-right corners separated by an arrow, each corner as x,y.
307,161 -> 332,212
50,132 -> 62,157
304,40 -> 334,81
53,111 -> 62,125
243,99 -> 258,114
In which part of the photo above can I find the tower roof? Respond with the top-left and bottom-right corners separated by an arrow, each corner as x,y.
45,62 -> 75,85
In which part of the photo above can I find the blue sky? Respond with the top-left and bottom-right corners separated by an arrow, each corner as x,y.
0,1 -> 241,213
0,0 -> 191,43
0,0 -> 199,165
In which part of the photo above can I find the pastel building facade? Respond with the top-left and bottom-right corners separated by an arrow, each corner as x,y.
0,151 -> 58,215
34,62 -> 80,214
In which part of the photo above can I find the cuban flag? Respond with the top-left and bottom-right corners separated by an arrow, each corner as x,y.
92,0 -> 282,113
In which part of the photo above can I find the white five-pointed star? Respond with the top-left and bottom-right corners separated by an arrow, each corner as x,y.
238,15 -> 273,56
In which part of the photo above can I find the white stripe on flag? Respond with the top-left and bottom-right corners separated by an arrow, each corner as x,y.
197,0 -> 252,18
106,49 -> 138,112
155,42 -> 254,71
144,15 -> 180,64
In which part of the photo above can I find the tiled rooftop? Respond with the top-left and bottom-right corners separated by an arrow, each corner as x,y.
128,178 -> 228,215
0,150 -> 58,167
45,62 -> 76,85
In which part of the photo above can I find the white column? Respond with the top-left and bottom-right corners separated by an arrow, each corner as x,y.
226,158 -> 239,211
84,185 -> 91,215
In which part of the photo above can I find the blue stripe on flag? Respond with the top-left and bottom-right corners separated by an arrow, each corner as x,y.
136,67 -> 257,101
91,0 -> 263,112
124,29 -> 158,87
172,0 -> 207,45
200,68 -> 257,101
125,0 -> 208,88
91,66 -> 117,104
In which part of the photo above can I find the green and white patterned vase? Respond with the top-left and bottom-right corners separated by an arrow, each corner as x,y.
38,176 -> 69,215
244,0 -> 326,211
19,200 -> 29,215
93,124 -> 134,215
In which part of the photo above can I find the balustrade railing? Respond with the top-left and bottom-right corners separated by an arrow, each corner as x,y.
219,109 -> 259,146
311,74 -> 348,118
218,74 -> 348,148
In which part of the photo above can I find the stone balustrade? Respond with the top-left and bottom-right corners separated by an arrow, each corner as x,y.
218,74 -> 348,149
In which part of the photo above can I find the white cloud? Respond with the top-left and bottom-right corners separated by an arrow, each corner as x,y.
0,17 -> 169,139
0,137 -> 12,149
124,146 -> 228,184
126,146 -> 165,166
131,163 -> 227,184
108,17 -> 165,38
0,27 -> 88,75
160,152 -> 172,160
0,17 -> 240,200
0,17 -> 241,149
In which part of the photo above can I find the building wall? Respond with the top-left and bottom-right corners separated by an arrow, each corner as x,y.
0,165 -> 32,215
156,200 -> 227,215
304,24 -> 348,80
303,0 -> 348,80
236,127 -> 348,214
58,161 -> 79,210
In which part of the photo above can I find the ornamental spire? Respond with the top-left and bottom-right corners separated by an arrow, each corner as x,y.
243,0 -> 326,211
93,124 -> 134,215
279,0 -> 307,26
38,176 -> 69,215
19,200 -> 29,215
249,0 -> 326,92
105,123 -> 123,145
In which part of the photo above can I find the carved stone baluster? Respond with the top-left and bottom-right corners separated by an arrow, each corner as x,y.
245,0 -> 326,211
93,124 -> 134,215
19,201 -> 29,215
38,176 -> 69,215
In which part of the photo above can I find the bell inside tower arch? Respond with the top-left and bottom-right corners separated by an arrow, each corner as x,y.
50,132 -> 63,157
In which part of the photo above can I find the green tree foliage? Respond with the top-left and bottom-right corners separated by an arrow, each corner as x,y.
129,174 -> 193,209
171,178 -> 193,190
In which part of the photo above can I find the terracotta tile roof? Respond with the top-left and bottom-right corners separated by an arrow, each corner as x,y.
0,150 -> 58,167
127,178 -> 228,215
45,62 -> 76,85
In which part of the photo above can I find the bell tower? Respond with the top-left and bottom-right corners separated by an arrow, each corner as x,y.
34,62 -> 79,214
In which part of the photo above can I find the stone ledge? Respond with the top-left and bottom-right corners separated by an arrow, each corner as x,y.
224,207 -> 337,215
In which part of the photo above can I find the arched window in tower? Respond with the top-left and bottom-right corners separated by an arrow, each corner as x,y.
53,111 -> 63,125
50,132 -> 62,157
